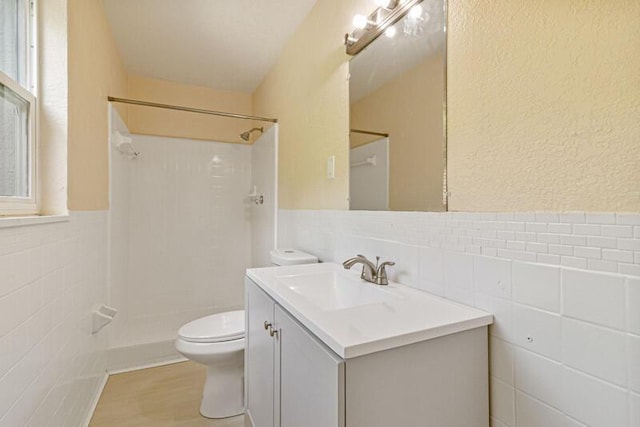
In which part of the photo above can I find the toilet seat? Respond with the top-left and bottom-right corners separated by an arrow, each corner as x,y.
175,335 -> 245,357
179,310 -> 244,343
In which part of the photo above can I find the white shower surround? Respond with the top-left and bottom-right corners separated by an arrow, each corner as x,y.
108,108 -> 277,370
109,134 -> 252,365
251,125 -> 278,268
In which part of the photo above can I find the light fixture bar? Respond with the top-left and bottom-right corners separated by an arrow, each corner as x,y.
345,0 -> 423,56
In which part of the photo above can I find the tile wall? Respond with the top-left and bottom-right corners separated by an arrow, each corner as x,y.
108,106 -> 278,370
109,134 -> 252,352
107,108 -> 131,362
250,125 -> 278,268
279,209 -> 640,427
0,212 -> 109,427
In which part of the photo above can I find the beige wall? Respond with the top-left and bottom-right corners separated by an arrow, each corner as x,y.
350,56 -> 445,211
66,4 -> 255,211
258,0 -> 640,212
447,0 -> 640,212
127,75 -> 254,144
253,0 -> 372,210
65,0 -> 640,212
68,0 -> 128,211
39,0 -> 69,214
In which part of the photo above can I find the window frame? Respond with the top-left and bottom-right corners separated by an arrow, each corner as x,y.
0,0 -> 38,215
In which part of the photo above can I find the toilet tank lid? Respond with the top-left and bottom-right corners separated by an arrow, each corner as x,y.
270,248 -> 318,265
178,310 -> 244,343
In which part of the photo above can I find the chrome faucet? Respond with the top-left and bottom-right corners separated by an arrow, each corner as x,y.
342,254 -> 395,286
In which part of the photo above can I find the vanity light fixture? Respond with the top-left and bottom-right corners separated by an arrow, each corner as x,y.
384,25 -> 397,38
409,4 -> 423,19
352,14 -> 373,29
374,0 -> 396,9
345,0 -> 424,55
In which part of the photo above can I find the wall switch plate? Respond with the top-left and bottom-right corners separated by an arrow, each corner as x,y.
327,155 -> 335,179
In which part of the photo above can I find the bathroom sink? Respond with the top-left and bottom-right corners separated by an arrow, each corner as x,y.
277,271 -> 394,311
248,262 -> 493,358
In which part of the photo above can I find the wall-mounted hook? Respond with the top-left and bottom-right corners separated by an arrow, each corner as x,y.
92,304 -> 118,334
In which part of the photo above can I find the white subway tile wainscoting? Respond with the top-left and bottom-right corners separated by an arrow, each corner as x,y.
0,212 -> 109,427
1,208 -> 637,426
279,210 -> 640,427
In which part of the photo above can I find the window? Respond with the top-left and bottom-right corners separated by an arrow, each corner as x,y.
1,0 -> 37,214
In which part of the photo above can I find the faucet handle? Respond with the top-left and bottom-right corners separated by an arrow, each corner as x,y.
376,261 -> 395,285
355,255 -> 371,277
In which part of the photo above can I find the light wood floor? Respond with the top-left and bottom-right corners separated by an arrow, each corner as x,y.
89,361 -> 245,427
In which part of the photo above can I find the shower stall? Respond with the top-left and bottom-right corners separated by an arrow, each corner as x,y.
107,103 -> 277,370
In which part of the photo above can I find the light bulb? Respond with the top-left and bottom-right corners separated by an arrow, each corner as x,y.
353,14 -> 368,29
384,25 -> 397,38
409,4 -> 423,19
374,0 -> 394,8
345,33 -> 358,45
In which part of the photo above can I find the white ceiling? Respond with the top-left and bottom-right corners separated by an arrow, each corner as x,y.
103,0 -> 318,93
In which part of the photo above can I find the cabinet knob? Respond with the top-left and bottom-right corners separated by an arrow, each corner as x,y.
264,321 -> 272,330
269,327 -> 278,338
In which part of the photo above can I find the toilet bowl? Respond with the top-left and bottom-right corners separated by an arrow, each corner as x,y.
175,310 -> 245,418
175,249 -> 318,419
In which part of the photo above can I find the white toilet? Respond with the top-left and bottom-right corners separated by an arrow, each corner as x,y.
175,248 -> 318,419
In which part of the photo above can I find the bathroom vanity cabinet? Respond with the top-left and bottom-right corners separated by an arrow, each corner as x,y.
244,271 -> 491,427
245,280 -> 344,427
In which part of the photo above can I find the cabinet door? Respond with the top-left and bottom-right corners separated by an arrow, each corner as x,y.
275,305 -> 345,427
245,279 -> 276,427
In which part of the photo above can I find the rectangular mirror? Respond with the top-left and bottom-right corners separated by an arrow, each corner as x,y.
349,0 -> 447,211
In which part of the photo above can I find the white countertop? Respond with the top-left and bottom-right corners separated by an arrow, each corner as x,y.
246,262 -> 493,359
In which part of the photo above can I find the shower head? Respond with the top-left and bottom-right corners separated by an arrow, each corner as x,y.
240,127 -> 264,141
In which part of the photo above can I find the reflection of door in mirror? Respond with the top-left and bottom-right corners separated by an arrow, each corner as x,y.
349,0 -> 446,212
350,138 -> 389,210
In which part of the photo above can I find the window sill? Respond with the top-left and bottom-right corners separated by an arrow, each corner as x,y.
0,214 -> 70,229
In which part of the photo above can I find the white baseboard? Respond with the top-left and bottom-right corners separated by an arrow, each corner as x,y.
81,372 -> 108,427
107,339 -> 185,374
246,410 -> 255,427
108,356 -> 188,375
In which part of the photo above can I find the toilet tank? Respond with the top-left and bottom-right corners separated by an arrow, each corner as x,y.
270,249 -> 318,266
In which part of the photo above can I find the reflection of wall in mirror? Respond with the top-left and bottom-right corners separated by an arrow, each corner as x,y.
350,138 -> 389,210
350,54 -> 444,211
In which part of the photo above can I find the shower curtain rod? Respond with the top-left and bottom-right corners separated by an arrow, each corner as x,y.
108,96 -> 278,123
350,128 -> 389,138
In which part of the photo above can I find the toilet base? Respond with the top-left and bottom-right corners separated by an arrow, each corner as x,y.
200,359 -> 244,418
